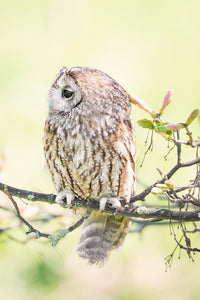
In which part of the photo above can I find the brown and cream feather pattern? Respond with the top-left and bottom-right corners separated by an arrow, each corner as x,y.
43,67 -> 136,265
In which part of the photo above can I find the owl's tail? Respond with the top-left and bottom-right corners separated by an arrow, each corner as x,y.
77,211 -> 130,265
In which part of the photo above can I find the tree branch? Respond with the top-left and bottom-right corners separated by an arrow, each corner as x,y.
1,182 -> 200,222
0,183 -> 55,204
5,189 -> 50,238
2,187 -> 89,245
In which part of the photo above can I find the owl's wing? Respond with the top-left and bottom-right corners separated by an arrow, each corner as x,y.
111,117 -> 136,201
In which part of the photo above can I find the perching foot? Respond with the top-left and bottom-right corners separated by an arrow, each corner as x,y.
100,197 -> 122,212
55,191 -> 75,208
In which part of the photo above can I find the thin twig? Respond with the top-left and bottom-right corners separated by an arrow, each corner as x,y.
174,236 -> 200,253
4,189 -> 88,245
49,212 -> 89,247
5,189 -> 50,238
140,130 -> 154,167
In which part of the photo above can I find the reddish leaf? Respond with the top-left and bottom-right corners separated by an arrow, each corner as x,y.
159,89 -> 174,115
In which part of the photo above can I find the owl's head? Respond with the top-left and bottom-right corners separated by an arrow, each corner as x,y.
48,67 -> 130,117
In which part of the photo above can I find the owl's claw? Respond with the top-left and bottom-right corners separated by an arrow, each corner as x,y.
55,191 -> 75,208
100,197 -> 122,212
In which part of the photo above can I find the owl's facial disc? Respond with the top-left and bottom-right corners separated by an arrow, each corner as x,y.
49,69 -> 82,113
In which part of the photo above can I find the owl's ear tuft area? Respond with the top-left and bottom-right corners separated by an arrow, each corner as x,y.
59,67 -> 68,75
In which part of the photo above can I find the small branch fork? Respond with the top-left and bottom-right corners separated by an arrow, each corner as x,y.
1,186 -> 88,246
5,189 -> 49,238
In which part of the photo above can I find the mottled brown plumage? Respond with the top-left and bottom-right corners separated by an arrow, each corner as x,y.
43,67 -> 136,265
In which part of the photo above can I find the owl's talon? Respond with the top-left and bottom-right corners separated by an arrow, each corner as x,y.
55,191 -> 75,208
100,197 -> 122,212
99,197 -> 107,212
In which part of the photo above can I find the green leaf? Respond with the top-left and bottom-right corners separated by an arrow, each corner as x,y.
137,119 -> 155,129
156,123 -> 172,135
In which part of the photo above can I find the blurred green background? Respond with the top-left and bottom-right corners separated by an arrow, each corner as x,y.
0,0 -> 200,299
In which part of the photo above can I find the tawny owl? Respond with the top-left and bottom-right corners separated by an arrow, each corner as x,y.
43,67 -> 136,265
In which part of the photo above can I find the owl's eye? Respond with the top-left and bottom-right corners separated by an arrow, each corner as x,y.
62,89 -> 74,99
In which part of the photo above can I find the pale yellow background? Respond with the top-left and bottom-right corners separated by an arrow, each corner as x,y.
0,1 -> 200,299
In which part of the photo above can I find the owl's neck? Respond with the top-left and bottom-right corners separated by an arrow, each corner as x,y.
47,110 -> 121,140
